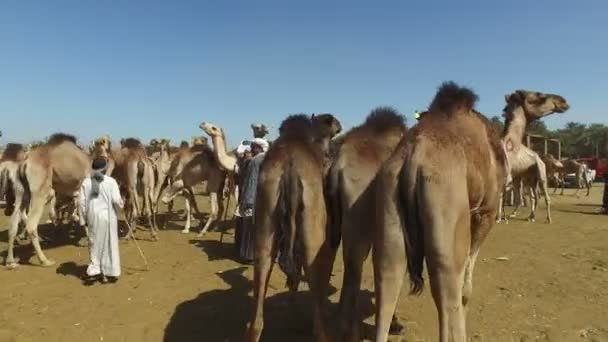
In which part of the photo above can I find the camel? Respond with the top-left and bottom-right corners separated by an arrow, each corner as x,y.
246,113 -> 341,342
161,143 -> 227,235
496,145 -> 551,223
156,140 -> 211,232
373,83 -> 569,341
542,153 -> 565,192
251,123 -> 269,138
5,134 -> 90,268
199,122 -> 242,214
498,91 -> 570,224
111,138 -> 158,239
148,138 -> 173,206
558,158 -> 591,196
327,107 -> 407,341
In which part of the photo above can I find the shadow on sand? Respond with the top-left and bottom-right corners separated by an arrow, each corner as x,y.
164,267 -> 373,342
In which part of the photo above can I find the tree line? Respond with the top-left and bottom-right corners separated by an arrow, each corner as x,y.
490,117 -> 608,159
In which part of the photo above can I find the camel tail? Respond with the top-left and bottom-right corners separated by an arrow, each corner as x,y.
326,163 -> 342,250
277,160 -> 303,287
17,163 -> 31,212
398,148 -> 425,295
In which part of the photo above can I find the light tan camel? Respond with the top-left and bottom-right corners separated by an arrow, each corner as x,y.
156,140 -> 210,232
161,143 -> 227,235
373,84 -> 568,341
496,146 -> 550,223
251,123 -> 269,138
558,158 -> 591,196
111,138 -> 158,239
327,108 -> 407,341
148,138 -> 173,206
246,113 -> 341,342
498,90 -> 570,224
5,134 -> 91,268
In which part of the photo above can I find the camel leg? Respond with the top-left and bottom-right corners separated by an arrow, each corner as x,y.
144,186 -> 158,240
527,187 -> 537,222
245,209 -> 277,342
198,191 -> 218,236
539,180 -> 552,224
300,209 -> 331,342
26,193 -> 55,267
427,219 -> 468,342
182,196 -> 192,234
338,216 -> 372,341
463,211 -> 494,312
6,189 -> 24,268
373,194 -> 406,342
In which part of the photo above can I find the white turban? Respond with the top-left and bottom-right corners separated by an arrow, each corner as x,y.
251,138 -> 269,152
236,143 -> 251,154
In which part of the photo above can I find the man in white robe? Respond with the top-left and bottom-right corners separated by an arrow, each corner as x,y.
79,159 -> 124,283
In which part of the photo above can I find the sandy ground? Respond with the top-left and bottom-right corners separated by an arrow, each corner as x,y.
1,185 -> 607,342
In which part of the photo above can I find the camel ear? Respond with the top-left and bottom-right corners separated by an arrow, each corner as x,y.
251,124 -> 256,129
311,113 -> 316,119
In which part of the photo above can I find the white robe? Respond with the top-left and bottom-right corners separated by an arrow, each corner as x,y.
78,175 -> 124,277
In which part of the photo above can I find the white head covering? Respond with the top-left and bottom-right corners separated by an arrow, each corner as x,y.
236,143 -> 251,154
251,138 -> 269,152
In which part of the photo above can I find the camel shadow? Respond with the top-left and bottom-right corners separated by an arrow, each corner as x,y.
164,267 -> 371,342
556,208 -> 603,216
190,239 -> 241,263
1,222 -> 87,265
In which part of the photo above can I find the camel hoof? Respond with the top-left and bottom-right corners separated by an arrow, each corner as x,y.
528,218 -> 535,223
6,260 -> 19,269
151,234 -> 159,241
181,229 -> 190,234
197,232 -> 206,238
41,259 -> 56,267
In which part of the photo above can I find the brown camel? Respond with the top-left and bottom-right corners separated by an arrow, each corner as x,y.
373,83 -> 511,341
542,153 -> 565,192
1,143 -> 27,215
327,107 -> 407,341
373,84 -> 568,341
5,134 -> 90,268
111,138 -> 158,239
246,113 -> 341,342
161,143 -> 227,235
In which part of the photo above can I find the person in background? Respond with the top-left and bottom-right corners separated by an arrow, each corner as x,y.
233,143 -> 252,254
602,168 -> 608,214
79,158 -> 124,284
237,138 -> 269,264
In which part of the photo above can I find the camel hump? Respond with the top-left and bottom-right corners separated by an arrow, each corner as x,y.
279,114 -> 313,137
364,106 -> 405,131
429,81 -> 479,115
122,138 -> 143,149
47,133 -> 78,146
1,143 -> 26,161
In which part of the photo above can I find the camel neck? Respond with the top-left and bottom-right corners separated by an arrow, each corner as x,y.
502,106 -> 527,152
211,134 -> 237,172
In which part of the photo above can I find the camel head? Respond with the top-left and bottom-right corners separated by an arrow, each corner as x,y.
504,90 -> 569,122
191,136 -> 208,146
150,138 -> 170,151
251,123 -> 269,138
199,122 -> 224,139
311,113 -> 342,139
94,135 -> 111,151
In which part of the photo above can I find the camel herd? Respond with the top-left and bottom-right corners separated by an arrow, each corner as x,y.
0,81 -> 577,341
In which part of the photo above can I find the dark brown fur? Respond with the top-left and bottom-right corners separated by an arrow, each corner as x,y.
47,133 -> 77,146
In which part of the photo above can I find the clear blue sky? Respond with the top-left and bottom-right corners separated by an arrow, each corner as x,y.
1,0 -> 606,147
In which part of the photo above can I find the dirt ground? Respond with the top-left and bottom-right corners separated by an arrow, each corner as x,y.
1,185 -> 607,342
